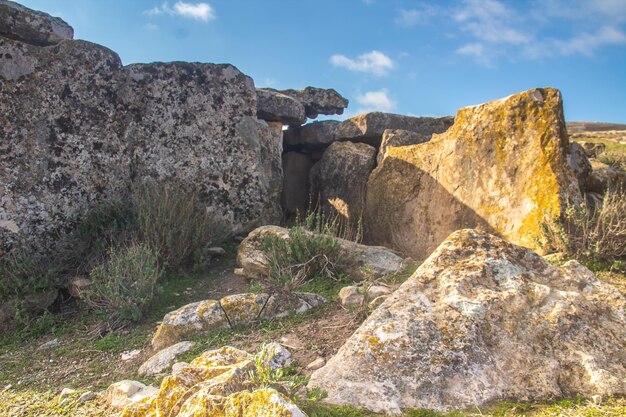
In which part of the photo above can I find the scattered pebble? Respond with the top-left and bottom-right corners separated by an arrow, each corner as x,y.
306,357 -> 325,371
39,338 -> 60,350
120,349 -> 141,361
206,247 -> 226,256
78,391 -> 96,403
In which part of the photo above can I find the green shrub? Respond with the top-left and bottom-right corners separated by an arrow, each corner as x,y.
262,227 -> 352,293
81,243 -> 160,323
541,187 -> 626,271
297,206 -> 363,243
134,182 -> 227,271
0,252 -> 59,301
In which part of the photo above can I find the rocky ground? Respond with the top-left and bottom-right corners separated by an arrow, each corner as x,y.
1,240 -> 624,417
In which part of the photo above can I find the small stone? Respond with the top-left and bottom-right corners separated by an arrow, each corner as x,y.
206,247 -> 226,256
59,388 -> 76,398
366,284 -> 393,299
234,268 -> 246,276
120,349 -> 141,361
171,362 -> 188,374
306,357 -> 325,371
138,341 -> 195,376
104,380 -> 158,410
67,276 -> 92,298
591,394 -> 603,405
338,286 -> 364,307
78,391 -> 96,403
368,295 -> 388,309
39,338 -> 60,350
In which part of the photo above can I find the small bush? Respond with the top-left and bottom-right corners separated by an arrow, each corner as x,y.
0,252 -> 59,301
541,188 -> 626,270
298,208 -> 363,243
262,227 -> 352,293
81,243 -> 160,323
134,182 -> 227,271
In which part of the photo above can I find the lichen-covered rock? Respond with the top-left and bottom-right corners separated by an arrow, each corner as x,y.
0,30 -> 281,256
256,88 -> 306,126
281,152 -> 315,216
122,346 -> 254,417
105,380 -> 158,410
276,87 -> 348,119
220,293 -> 269,327
284,120 -> 340,150
335,113 -> 453,145
310,141 -> 376,227
121,347 -> 306,417
138,341 -> 195,377
0,0 -> 73,46
237,225 -> 405,280
308,229 -> 626,414
365,88 -> 582,259
377,129 -> 431,164
151,300 -> 228,350
338,286 -> 364,307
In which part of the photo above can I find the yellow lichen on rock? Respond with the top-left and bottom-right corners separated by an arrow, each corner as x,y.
365,88 -> 581,260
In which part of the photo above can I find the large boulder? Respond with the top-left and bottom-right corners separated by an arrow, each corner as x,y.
237,225 -> 405,280
0,5 -> 282,255
284,120 -> 340,150
256,88 -> 306,126
0,0 -> 73,46
567,142 -> 592,191
365,88 -> 582,260
281,152 -> 315,216
138,341 -> 195,377
277,87 -> 348,119
335,113 -> 454,146
308,229 -> 626,413
377,129 -> 432,165
121,346 -> 306,417
310,141 -> 376,228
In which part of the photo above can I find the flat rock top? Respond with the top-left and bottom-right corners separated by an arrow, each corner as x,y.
0,0 -> 73,45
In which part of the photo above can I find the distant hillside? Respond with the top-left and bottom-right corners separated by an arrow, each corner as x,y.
567,121 -> 626,133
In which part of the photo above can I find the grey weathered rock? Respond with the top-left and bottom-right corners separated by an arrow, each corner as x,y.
309,229 -> 626,413
0,0 -> 73,46
261,292 -> 327,319
587,160 -> 626,193
310,141 -> 376,227
277,87 -> 348,119
1,32 -> 281,256
284,120 -> 340,149
256,88 -> 306,126
567,142 -> 592,190
281,152 -> 315,216
138,341 -> 195,376
377,129 -> 431,164
78,391 -> 96,403
336,113 -> 454,145
237,225 -> 405,280
39,338 -> 60,350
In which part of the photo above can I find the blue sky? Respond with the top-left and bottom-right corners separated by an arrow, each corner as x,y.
18,0 -> 626,123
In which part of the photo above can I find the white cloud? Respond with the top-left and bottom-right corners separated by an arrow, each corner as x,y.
356,89 -> 397,112
454,0 -> 530,45
456,42 -> 496,67
395,6 -> 436,27
330,50 -> 395,76
554,26 -> 626,56
144,1 -> 215,22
